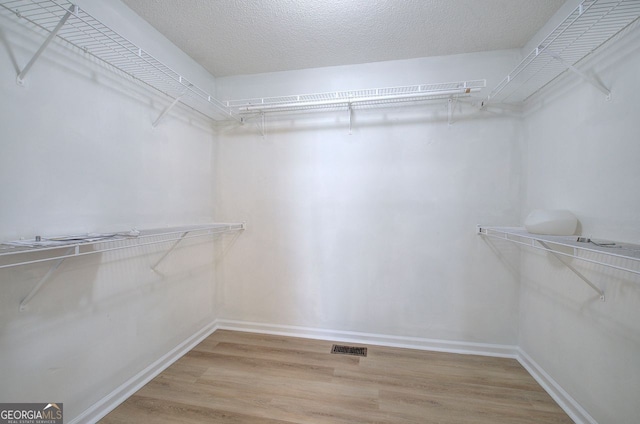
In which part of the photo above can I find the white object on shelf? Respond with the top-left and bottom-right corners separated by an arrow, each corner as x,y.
483,0 -> 640,106
524,209 -> 578,236
477,226 -> 640,302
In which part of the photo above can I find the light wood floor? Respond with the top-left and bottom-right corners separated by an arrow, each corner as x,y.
101,330 -> 573,423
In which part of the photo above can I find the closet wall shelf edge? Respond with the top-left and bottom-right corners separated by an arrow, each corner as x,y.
477,226 -> 640,301
0,223 -> 245,270
1,223 -> 245,311
482,0 -> 640,106
0,0 -> 239,123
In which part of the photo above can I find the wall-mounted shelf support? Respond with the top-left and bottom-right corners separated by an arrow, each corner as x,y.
447,98 -> 459,126
545,51 -> 611,100
151,231 -> 188,271
16,4 -> 76,86
348,103 -> 353,135
153,91 -> 187,127
536,240 -> 605,301
478,226 -> 640,301
19,247 -> 74,311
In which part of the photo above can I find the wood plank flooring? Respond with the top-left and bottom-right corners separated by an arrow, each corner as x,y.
100,330 -> 573,423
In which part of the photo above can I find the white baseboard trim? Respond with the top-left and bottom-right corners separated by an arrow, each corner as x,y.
217,320 -> 597,422
215,319 -> 518,358
69,320 -> 218,424
71,318 -> 596,424
516,348 -> 597,424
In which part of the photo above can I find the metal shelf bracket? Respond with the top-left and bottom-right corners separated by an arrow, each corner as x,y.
151,231 -> 189,271
545,51 -> 611,100
19,247 -> 74,311
537,240 -> 605,301
447,98 -> 459,126
153,90 -> 187,127
149,224 -> 246,271
260,112 -> 266,138
16,4 -> 77,86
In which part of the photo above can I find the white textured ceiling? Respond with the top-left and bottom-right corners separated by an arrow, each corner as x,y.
122,0 -> 566,77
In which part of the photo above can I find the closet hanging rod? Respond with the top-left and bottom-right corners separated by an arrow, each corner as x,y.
228,80 -> 486,115
238,88 -> 480,113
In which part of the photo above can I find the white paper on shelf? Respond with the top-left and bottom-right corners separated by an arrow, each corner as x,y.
2,233 -> 118,248
2,240 -> 71,248
48,233 -> 116,241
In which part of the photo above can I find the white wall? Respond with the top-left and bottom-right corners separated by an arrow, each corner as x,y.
0,1 -> 220,421
215,20 -> 640,422
214,51 -> 524,345
3,0 -> 637,422
519,23 -> 640,424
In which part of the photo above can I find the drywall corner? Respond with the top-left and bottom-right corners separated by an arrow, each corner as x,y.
517,348 -> 597,424
69,320 -> 218,424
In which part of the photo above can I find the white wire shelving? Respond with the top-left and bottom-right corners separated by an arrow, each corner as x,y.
0,223 -> 245,311
483,0 -> 640,106
0,223 -> 245,269
0,0 -> 238,124
4,0 -> 640,123
226,80 -> 486,134
478,226 -> 640,301
226,80 -> 487,115
0,0 -> 487,128
224,80 -> 487,115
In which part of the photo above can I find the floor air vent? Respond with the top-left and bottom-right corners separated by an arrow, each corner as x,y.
331,344 -> 367,357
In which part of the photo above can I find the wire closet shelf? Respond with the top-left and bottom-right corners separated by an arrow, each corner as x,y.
477,226 -> 640,276
1,1 -> 487,123
0,223 -> 245,269
483,0 -> 640,105
0,0 -> 238,121
226,80 -> 487,115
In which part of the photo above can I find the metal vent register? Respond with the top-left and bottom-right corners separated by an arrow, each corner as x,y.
331,345 -> 368,357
